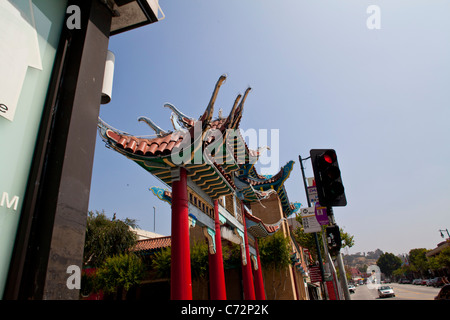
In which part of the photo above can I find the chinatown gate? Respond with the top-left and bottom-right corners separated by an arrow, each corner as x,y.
98,75 -> 301,300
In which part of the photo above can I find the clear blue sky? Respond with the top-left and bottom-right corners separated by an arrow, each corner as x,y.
89,0 -> 450,256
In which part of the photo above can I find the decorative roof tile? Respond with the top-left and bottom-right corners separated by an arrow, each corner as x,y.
244,209 -> 281,237
133,236 -> 171,252
106,129 -> 185,157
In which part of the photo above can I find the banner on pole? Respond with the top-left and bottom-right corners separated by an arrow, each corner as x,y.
301,207 -> 321,233
314,202 -> 329,225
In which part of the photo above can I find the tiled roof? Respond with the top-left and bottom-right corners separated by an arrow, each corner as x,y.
105,118 -> 244,160
241,161 -> 294,188
105,129 -> 185,157
243,168 -> 284,186
215,163 -> 236,189
245,210 -> 280,237
133,236 -> 171,252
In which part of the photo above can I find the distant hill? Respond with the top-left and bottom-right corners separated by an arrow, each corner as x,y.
343,249 -> 384,271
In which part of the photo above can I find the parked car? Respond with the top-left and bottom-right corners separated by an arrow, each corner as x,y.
348,285 -> 356,293
433,277 -> 445,288
400,278 -> 412,284
427,278 -> 437,286
435,284 -> 450,300
421,279 -> 428,285
413,279 -> 422,285
378,285 -> 395,298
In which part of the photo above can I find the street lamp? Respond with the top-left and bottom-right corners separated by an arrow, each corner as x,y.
439,229 -> 449,239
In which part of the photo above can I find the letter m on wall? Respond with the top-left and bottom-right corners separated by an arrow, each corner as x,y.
1,192 -> 20,211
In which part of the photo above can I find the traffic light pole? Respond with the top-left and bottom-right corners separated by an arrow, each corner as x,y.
306,149 -> 351,300
299,155 -> 328,300
326,207 -> 351,300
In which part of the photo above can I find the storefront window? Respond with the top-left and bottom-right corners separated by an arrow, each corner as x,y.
0,0 -> 68,298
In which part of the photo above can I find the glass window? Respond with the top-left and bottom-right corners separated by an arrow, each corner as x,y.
0,0 -> 68,298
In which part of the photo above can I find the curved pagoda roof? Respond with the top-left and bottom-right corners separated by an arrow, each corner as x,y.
98,75 -> 295,215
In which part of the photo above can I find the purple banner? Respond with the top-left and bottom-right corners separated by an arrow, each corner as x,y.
315,202 -> 329,225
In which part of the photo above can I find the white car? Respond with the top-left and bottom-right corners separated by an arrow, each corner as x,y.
378,285 -> 395,298
348,285 -> 356,293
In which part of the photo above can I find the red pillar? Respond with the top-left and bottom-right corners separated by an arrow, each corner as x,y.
241,203 -> 256,300
170,167 -> 192,300
208,200 -> 227,300
291,264 -> 300,300
252,239 -> 266,300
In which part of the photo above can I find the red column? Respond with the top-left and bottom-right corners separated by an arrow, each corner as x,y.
170,167 -> 192,300
252,239 -> 266,300
291,264 -> 300,300
208,200 -> 227,300
241,203 -> 256,300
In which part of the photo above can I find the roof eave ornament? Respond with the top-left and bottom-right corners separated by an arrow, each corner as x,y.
248,146 -> 270,163
199,74 -> 227,130
230,86 -> 251,129
137,116 -> 169,137
164,102 -> 195,129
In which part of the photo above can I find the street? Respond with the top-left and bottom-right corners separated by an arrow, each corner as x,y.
350,283 -> 442,300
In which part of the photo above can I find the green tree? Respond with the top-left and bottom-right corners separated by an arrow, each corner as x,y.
428,255 -> 441,272
258,232 -> 291,271
151,241 -> 211,280
428,247 -> 450,272
190,241 -> 209,280
376,252 -> 402,277
436,247 -> 450,269
151,246 -> 171,279
293,227 -> 320,260
83,210 -> 138,267
340,228 -> 355,249
96,253 -> 145,299
408,248 -> 429,277
222,243 -> 241,269
292,215 -> 355,261
393,265 -> 408,279
366,249 -> 384,260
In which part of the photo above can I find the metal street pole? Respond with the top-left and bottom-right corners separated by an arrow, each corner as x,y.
321,230 -> 341,299
153,206 -> 156,233
327,207 -> 351,300
299,155 -> 328,300
336,251 -> 351,300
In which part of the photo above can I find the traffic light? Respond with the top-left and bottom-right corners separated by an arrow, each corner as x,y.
326,225 -> 342,256
310,149 -> 347,207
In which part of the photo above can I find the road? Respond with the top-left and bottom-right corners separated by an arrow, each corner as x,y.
350,283 -> 442,300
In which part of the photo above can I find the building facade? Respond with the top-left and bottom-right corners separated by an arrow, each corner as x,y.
2,0 -> 163,300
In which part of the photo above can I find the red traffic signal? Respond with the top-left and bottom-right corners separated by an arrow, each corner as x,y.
321,150 -> 336,164
310,149 -> 347,207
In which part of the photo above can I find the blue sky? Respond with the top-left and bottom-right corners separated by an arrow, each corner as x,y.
89,0 -> 450,255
